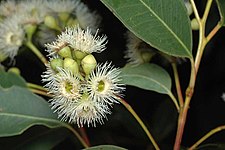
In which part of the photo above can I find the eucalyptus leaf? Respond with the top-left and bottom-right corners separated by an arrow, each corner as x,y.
0,86 -> 63,137
216,0 -> 225,26
121,63 -> 172,95
0,71 -> 27,88
83,145 -> 127,150
100,0 -> 192,58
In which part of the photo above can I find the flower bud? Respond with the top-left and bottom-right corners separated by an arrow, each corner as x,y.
66,18 -> 79,27
58,12 -> 70,23
0,53 -> 7,62
50,58 -> 63,71
81,54 -> 97,75
141,51 -> 155,63
24,24 -> 37,41
58,46 -> 72,58
8,67 -> 21,75
191,18 -> 199,30
44,15 -> 61,31
73,50 -> 87,60
63,58 -> 79,74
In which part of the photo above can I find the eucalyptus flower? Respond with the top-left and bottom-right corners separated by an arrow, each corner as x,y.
17,0 -> 49,23
68,94 -> 111,127
68,26 -> 107,54
0,0 -> 18,18
74,1 -> 101,32
124,31 -> 155,65
0,15 -> 25,59
86,62 -> 125,105
45,26 -> 107,56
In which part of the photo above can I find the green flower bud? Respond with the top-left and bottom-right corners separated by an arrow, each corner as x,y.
191,18 -> 199,30
58,12 -> 70,23
63,58 -> 79,74
141,51 -> 155,63
58,46 -> 72,58
81,54 -> 97,75
73,50 -> 87,60
0,53 -> 7,62
8,67 -> 21,75
66,18 -> 79,27
44,15 -> 61,31
24,24 -> 37,41
50,58 -> 63,71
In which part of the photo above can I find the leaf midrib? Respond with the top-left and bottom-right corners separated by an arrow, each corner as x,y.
0,112 -> 60,124
139,0 -> 191,57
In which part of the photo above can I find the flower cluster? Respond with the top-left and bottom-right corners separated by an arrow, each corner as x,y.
42,26 -> 125,127
0,0 -> 101,61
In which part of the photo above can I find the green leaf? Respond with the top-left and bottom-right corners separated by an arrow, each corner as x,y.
100,0 -> 192,58
0,71 -> 27,88
121,63 -> 172,95
0,86 -> 63,137
83,145 -> 127,150
216,0 -> 225,26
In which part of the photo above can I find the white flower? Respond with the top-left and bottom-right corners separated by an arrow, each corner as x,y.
74,1 -> 101,32
86,62 -> 125,105
17,0 -> 49,24
68,95 -> 110,127
43,67 -> 110,127
45,26 -> 107,56
45,0 -> 77,14
46,68 -> 81,99
41,62 -> 57,90
69,26 -> 107,53
0,0 -> 18,18
124,31 -> 155,65
0,16 -> 25,59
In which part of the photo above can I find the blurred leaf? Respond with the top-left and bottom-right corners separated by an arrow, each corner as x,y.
100,0 -> 192,58
121,63 -> 172,95
83,145 -> 127,150
198,143 -> 225,150
0,86 -> 63,137
15,127 -> 71,150
216,0 -> 225,26
0,71 -> 26,88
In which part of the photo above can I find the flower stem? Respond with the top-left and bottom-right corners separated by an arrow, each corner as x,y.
173,59 -> 196,150
206,23 -> 222,43
171,62 -> 184,107
79,127 -> 91,147
29,89 -> 50,97
63,124 -> 89,148
119,97 -> 160,150
27,82 -> 47,91
173,0 -> 215,149
189,125 -> 225,150
25,41 -> 48,65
